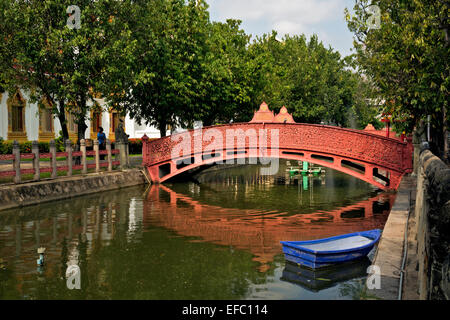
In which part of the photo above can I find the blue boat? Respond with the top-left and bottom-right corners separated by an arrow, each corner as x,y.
280,229 -> 381,269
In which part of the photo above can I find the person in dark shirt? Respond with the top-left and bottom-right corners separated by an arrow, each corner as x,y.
97,127 -> 106,160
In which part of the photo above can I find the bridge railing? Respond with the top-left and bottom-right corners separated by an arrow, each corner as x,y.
141,122 -> 413,172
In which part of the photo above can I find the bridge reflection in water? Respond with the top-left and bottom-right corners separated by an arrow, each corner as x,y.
0,169 -> 395,299
143,183 -> 395,272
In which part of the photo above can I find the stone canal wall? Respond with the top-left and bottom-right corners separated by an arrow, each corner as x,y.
415,149 -> 450,299
0,169 -> 147,212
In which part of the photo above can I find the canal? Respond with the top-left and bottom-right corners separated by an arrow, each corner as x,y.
0,160 -> 395,299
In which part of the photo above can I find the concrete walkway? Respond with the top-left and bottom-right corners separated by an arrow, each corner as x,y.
368,175 -> 417,300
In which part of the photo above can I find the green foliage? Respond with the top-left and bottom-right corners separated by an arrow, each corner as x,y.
102,0 -> 212,136
194,19 -> 264,125
249,32 -> 380,127
0,137 -> 10,154
0,0 -> 124,142
346,0 -> 449,156
0,140 -> 51,154
127,139 -> 143,155
54,132 -> 66,152
0,0 -> 385,142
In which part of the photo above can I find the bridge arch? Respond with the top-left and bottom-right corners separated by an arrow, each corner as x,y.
142,122 -> 412,190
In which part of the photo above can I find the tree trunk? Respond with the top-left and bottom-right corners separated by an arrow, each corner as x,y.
443,105 -> 449,163
430,110 -> 446,160
159,118 -> 167,137
76,96 -> 88,146
57,100 -> 69,141
77,119 -> 87,145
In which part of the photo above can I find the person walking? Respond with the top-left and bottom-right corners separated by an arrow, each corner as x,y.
97,127 -> 106,160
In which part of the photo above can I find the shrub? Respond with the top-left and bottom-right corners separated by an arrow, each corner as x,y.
0,139 -> 13,154
38,142 -> 50,153
0,140 -> 60,154
54,132 -> 66,152
110,138 -> 143,154
128,138 -> 142,154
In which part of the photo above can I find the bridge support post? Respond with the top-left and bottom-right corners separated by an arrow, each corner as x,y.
413,142 -> 420,176
94,140 -> 100,173
65,139 -> 73,177
106,139 -> 112,172
80,139 -> 87,174
49,140 -> 57,179
32,141 -> 40,181
12,140 -> 21,184
117,141 -> 129,169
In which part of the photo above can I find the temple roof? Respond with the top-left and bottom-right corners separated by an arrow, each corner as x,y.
273,106 -> 295,123
250,102 -> 295,123
249,102 -> 274,123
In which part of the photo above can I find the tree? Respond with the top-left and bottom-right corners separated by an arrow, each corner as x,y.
102,0 -> 210,137
0,0 -> 123,144
346,0 -> 449,159
249,32 -> 371,127
195,19 -> 262,126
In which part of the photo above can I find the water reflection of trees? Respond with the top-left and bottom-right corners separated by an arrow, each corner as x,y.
338,279 -> 381,300
0,186 -> 274,299
0,178 -> 395,300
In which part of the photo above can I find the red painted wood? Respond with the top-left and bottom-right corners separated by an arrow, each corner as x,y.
20,154 -> 34,159
0,155 -> 15,161
39,153 -> 52,159
0,171 -> 15,177
21,168 -> 35,175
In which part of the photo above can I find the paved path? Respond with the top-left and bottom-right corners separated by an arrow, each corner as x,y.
367,175 -> 416,300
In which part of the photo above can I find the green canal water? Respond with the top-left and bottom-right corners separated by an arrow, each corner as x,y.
0,161 -> 395,299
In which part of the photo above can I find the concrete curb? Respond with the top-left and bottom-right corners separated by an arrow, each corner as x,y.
0,169 -> 147,212
368,176 -> 415,300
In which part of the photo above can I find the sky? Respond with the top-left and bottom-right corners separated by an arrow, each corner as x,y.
207,0 -> 357,57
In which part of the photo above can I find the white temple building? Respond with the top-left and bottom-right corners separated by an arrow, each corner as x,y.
0,88 -> 164,143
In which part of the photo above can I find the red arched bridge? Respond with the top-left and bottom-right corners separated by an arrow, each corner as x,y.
142,105 -> 413,190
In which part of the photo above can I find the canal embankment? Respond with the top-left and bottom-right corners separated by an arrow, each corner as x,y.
410,148 -> 450,300
0,169 -> 148,212
368,175 -> 416,300
369,146 -> 450,300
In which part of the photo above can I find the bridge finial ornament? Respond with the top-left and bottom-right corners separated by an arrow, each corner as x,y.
274,106 -> 295,123
250,102 -> 296,123
250,102 -> 275,123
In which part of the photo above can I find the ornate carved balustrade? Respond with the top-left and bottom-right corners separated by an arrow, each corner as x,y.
142,122 -> 413,190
